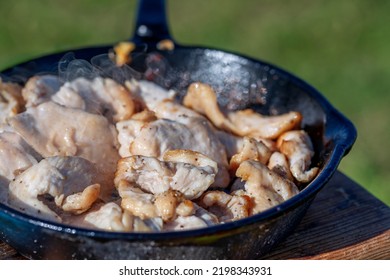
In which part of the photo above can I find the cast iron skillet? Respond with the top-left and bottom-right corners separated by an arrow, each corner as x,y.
0,0 -> 356,259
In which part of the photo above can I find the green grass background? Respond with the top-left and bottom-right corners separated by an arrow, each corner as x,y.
0,0 -> 389,204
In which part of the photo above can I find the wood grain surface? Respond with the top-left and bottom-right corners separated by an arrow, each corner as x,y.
1,171 -> 389,260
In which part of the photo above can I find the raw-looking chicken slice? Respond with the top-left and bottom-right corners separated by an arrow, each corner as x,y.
227,109 -> 302,139
277,130 -> 319,183
83,202 -> 163,232
52,77 -> 139,123
268,151 -> 294,181
0,80 -> 24,124
229,137 -> 272,173
116,118 -> 145,158
84,202 -> 133,231
125,79 -> 176,111
22,75 -> 62,107
116,99 -> 230,187
115,154 -> 216,200
0,130 -> 42,181
7,101 -> 120,176
128,117 -> 230,187
164,203 -> 218,231
200,190 -> 252,223
236,160 -> 299,213
115,110 -> 156,158
8,156 -> 108,221
183,82 -> 302,139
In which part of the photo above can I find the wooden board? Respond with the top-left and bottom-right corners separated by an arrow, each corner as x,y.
263,172 -> 390,259
1,171 -> 389,260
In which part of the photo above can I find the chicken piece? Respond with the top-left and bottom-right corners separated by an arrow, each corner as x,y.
163,149 -> 218,173
8,156 -> 108,221
236,160 -> 299,213
156,39 -> 175,51
183,82 -> 231,130
154,189 -> 182,221
268,151 -> 294,181
277,130 -> 319,183
84,202 -> 133,231
117,180 -> 157,219
116,119 -> 145,158
227,109 -> 302,139
175,199 -> 195,217
164,203 -> 218,231
129,117 -> 230,187
0,130 -> 42,181
118,179 -> 194,222
8,101 -> 120,178
154,99 -> 203,120
61,184 -> 100,214
83,201 -> 163,232
215,130 -> 244,159
52,77 -> 138,123
229,137 -> 272,173
113,41 -> 135,66
115,155 -> 216,200
130,109 -> 157,122
183,82 -> 302,139
200,190 -> 252,223
0,80 -> 24,124
125,79 -> 176,111
22,75 -> 62,107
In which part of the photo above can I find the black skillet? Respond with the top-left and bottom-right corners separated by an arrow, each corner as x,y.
0,0 -> 356,259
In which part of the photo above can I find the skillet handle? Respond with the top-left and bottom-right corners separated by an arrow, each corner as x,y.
132,0 -> 173,45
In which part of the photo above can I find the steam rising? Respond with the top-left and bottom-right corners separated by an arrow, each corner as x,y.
58,52 -> 144,83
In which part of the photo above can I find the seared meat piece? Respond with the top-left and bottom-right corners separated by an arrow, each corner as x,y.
8,156 -> 107,221
130,109 -> 157,122
117,180 -> 157,219
227,109 -> 302,140
154,100 -> 203,120
52,77 -> 138,123
0,130 -> 41,181
113,41 -> 135,66
8,101 -> 120,178
268,151 -> 294,181
184,82 -> 232,131
200,190 -> 252,222
236,160 -> 299,213
154,189 -> 183,222
118,179 -> 194,222
164,203 -> 218,231
163,149 -> 218,173
183,82 -> 302,139
0,80 -> 24,124
229,137 -> 272,173
277,130 -> 319,183
61,184 -> 100,214
22,75 -> 62,107
115,154 -> 216,199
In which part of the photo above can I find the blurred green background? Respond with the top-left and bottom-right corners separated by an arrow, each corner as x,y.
0,0 -> 389,204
